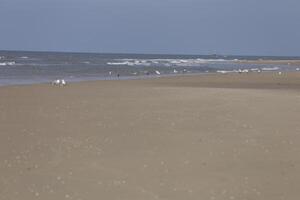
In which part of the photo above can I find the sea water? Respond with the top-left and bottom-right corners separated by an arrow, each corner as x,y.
0,50 -> 299,86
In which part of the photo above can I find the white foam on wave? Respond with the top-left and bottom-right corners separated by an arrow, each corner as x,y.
250,68 -> 262,73
107,61 -> 134,66
261,67 -> 279,71
217,70 -> 234,74
0,61 -> 16,66
19,56 -> 29,59
218,68 -> 256,74
107,58 -> 230,67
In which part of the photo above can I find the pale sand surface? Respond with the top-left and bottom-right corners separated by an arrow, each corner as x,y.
1,72 -> 300,200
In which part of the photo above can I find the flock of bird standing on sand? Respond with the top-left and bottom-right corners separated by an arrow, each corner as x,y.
51,67 -> 298,86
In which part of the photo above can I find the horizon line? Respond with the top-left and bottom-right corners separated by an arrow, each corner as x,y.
0,49 -> 300,59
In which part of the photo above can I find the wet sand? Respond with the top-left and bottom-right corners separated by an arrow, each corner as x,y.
1,72 -> 300,200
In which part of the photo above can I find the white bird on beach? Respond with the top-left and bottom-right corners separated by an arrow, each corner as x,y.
52,79 -> 67,86
61,79 -> 66,86
52,79 -> 60,85
173,69 -> 178,73
155,70 -> 161,75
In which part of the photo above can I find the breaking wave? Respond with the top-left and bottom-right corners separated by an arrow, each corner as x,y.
107,58 -> 230,67
261,67 -> 280,71
0,61 -> 16,66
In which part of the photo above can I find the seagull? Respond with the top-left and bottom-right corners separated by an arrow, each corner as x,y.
61,79 -> 66,86
155,70 -> 161,75
52,79 -> 60,86
51,79 -> 67,86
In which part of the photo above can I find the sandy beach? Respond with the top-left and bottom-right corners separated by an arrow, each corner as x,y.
1,72 -> 300,200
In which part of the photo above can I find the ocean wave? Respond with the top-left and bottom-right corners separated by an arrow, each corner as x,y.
107,58 -> 230,67
0,61 -> 16,66
261,67 -> 279,71
217,68 -> 261,74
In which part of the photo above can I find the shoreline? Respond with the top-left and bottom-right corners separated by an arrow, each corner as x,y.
1,57 -> 300,87
1,71 -> 300,90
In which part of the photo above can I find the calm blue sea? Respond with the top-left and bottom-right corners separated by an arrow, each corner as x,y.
0,50 -> 299,86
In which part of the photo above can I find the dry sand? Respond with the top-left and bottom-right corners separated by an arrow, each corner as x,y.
1,72 -> 300,200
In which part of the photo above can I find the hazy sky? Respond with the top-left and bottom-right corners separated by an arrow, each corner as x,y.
0,0 -> 299,56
